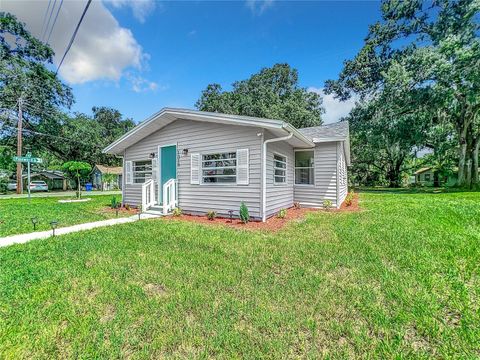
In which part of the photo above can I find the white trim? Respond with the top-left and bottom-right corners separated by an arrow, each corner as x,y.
103,108 -> 315,155
273,152 -> 287,186
122,151 -> 126,206
294,149 -> 315,186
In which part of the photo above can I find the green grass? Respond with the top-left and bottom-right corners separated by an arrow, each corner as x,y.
0,191 -> 479,358
0,195 -> 125,236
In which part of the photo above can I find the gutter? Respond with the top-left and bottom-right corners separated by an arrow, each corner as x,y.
261,124 -> 294,222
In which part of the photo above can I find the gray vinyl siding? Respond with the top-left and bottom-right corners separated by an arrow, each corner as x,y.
123,119 -> 262,218
265,134 -> 294,217
337,142 -> 348,207
294,142 -> 338,207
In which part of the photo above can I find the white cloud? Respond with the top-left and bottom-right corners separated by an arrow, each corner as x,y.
308,87 -> 357,124
105,0 -> 156,23
245,0 -> 274,15
2,0 -> 155,88
126,73 -> 166,93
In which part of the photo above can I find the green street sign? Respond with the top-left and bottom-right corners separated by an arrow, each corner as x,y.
13,155 -> 43,164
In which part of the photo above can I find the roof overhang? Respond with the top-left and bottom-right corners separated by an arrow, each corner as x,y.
103,108 -> 314,155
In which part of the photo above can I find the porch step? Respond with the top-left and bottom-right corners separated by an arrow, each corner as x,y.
144,205 -> 171,216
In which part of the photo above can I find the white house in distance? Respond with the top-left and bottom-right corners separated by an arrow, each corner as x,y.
103,108 -> 350,221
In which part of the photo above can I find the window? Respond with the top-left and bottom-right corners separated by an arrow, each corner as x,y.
295,150 -> 314,185
424,173 -> 431,181
133,160 -> 152,183
202,152 -> 237,183
274,154 -> 287,184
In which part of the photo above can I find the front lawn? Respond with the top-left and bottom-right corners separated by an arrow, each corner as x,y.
0,195 -> 128,237
0,191 -> 478,358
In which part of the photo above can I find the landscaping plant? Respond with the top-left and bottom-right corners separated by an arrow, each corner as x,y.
277,208 -> 287,219
62,161 -> 92,199
172,207 -> 182,217
239,202 -> 250,223
111,196 -> 118,209
206,210 -> 217,221
322,199 -> 333,210
344,191 -> 354,207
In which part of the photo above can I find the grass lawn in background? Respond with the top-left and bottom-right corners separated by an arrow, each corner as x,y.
0,191 -> 478,358
0,195 -> 127,237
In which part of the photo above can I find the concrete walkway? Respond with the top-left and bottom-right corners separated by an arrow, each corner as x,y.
0,190 -> 121,200
0,213 -> 160,248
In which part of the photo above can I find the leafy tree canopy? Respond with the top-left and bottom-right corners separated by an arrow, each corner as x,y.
196,63 -> 324,128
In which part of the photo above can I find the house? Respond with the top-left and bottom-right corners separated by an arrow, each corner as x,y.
414,167 -> 457,187
103,108 -> 350,221
22,170 -> 67,190
91,165 -> 123,190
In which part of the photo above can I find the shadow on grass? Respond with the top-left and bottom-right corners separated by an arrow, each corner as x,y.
355,186 -> 475,195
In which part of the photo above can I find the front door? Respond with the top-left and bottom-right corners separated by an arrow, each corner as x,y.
159,145 -> 177,204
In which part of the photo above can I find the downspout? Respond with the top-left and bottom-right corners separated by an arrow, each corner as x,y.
262,125 -> 294,222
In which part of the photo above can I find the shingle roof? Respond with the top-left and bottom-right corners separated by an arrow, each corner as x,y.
414,167 -> 432,175
298,121 -> 349,142
94,165 -> 123,175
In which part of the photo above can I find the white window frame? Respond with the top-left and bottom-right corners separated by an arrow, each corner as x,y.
201,151 -> 237,185
273,152 -> 287,185
294,149 -> 315,186
132,160 -> 153,184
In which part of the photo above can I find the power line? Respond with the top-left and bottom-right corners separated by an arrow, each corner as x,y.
46,0 -> 64,45
56,0 -> 92,76
42,0 -> 57,42
40,0 -> 52,42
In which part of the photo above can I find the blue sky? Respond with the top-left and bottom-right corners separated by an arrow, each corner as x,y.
6,1 -> 382,123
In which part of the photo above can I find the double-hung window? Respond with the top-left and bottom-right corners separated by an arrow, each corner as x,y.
273,154 -> 287,184
133,160 -> 152,183
202,152 -> 237,183
295,150 -> 314,185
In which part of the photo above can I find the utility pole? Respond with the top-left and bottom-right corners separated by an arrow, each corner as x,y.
16,98 -> 23,194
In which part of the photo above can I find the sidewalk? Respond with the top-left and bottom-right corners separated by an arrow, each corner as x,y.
0,190 -> 121,200
0,213 -> 160,248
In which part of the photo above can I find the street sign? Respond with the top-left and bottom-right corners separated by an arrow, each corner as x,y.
13,154 -> 43,164
12,152 -> 43,200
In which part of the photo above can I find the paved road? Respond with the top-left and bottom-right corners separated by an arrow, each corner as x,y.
0,190 -> 121,200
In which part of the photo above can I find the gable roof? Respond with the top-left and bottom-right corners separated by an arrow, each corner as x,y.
103,108 -> 316,155
93,165 -> 123,175
299,122 -> 350,165
414,167 -> 433,175
298,122 -> 349,142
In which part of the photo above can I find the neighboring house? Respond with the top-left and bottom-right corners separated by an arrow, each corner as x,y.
91,165 -> 123,190
414,167 -> 457,187
22,170 -> 67,190
103,108 -> 350,221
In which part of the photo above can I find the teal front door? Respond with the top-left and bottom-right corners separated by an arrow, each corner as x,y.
159,145 -> 177,204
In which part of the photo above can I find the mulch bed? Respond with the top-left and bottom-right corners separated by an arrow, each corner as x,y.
163,193 -> 361,232
101,206 -> 138,216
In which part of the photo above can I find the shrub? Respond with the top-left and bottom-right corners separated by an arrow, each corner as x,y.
239,202 -> 250,224
293,201 -> 301,209
125,204 -> 131,211
0,178 -> 7,194
207,210 -> 217,220
344,191 -> 354,207
111,196 -> 118,209
277,208 -> 287,219
323,199 -> 333,210
172,207 -> 182,216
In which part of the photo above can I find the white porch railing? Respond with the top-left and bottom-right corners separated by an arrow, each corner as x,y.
162,178 -> 177,215
141,179 -> 156,211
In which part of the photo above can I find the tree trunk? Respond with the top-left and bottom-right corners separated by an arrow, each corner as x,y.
466,159 -> 472,188
458,140 -> 467,186
472,138 -> 479,189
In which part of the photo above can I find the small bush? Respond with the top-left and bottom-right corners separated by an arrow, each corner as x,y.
293,201 -> 301,209
344,191 -> 354,207
207,210 -> 217,220
277,208 -> 287,219
0,178 -> 7,194
125,204 -> 131,211
239,202 -> 250,224
172,207 -> 182,216
323,199 -> 333,210
111,196 -> 118,209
